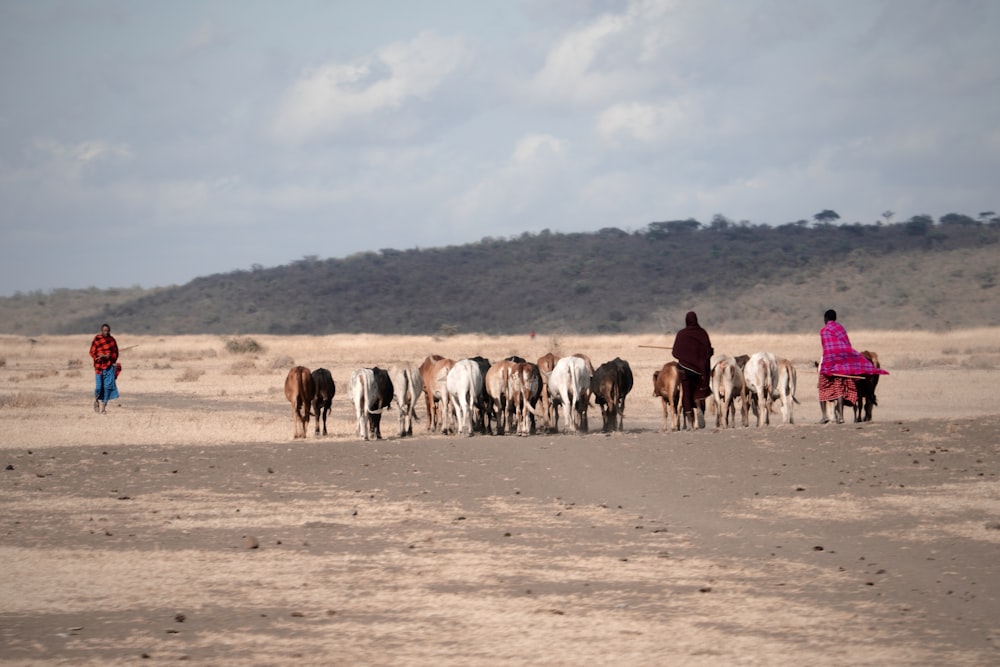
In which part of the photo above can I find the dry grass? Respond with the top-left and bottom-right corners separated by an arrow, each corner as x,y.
0,392 -> 47,409
1,329 -> 999,447
2,332 -> 999,666
175,367 -> 205,383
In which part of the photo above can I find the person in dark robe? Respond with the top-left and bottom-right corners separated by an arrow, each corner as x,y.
672,311 -> 714,429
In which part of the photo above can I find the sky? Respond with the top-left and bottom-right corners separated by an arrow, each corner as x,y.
1,0 -> 998,295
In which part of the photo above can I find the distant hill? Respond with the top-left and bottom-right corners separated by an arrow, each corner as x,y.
2,221 -> 998,336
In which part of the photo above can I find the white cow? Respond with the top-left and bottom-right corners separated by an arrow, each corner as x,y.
774,358 -> 799,424
392,363 -> 423,437
536,352 -> 561,433
548,355 -> 592,433
742,352 -> 778,427
349,368 -> 384,440
430,357 -> 455,434
446,359 -> 484,437
710,354 -> 748,428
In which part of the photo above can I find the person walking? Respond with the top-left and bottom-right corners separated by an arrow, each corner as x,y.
89,322 -> 119,413
672,311 -> 714,429
817,309 -> 886,423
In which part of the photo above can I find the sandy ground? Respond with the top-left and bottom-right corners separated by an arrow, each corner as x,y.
1,331 -> 999,665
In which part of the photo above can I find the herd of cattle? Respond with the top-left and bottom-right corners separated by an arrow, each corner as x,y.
282,350 -> 881,440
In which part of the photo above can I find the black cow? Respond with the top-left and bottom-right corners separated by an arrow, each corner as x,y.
310,368 -> 336,436
467,356 -> 493,434
369,367 -> 394,439
853,351 -> 881,422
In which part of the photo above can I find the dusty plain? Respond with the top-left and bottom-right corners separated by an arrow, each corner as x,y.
1,330 -> 999,666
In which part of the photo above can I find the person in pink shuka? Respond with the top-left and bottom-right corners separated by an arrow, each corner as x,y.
817,309 -> 887,424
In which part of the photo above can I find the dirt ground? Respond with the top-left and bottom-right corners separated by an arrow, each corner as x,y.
1,331 -> 998,665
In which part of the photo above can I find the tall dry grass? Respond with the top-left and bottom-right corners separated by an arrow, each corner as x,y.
1,329 -> 998,449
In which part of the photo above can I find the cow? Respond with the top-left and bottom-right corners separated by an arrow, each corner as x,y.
548,355 -> 591,433
418,354 -> 446,432
485,359 -> 518,435
430,357 -> 456,433
652,361 -> 683,432
590,357 -> 633,432
349,367 -> 393,440
710,354 -> 748,428
467,356 -> 493,434
310,368 -> 335,436
536,352 -> 561,432
743,351 -> 778,427
853,350 -> 881,422
510,361 -> 544,436
774,358 -> 799,424
284,366 -> 316,439
572,352 -> 596,375
392,363 -> 423,437
447,358 -> 484,436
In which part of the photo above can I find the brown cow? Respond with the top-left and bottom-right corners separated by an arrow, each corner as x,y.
510,361 -> 544,436
284,366 -> 316,439
485,359 -> 518,435
418,354 -> 445,432
652,361 -> 683,432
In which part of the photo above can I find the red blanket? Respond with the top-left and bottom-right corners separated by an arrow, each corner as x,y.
819,322 -> 887,377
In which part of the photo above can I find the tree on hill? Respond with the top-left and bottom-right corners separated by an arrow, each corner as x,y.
813,209 -> 841,225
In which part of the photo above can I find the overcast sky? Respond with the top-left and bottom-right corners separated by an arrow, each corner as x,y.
1,1 -> 997,295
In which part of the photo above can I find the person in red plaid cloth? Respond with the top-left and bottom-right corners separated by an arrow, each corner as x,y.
818,309 -> 887,424
89,322 -> 119,413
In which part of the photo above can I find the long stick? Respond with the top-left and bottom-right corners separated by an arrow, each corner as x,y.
804,369 -> 864,380
120,344 -> 140,352
638,345 -> 672,350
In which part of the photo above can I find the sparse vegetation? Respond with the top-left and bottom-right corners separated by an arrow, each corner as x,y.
269,355 -> 294,370
1,221 -> 998,336
225,336 -> 264,354
226,359 -> 258,375
176,368 -> 205,382
0,392 -> 46,409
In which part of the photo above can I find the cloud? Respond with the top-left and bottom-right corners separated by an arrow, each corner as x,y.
25,139 -> 133,185
526,10 -> 648,106
271,31 -> 469,143
446,133 -> 568,227
595,98 -> 696,147
34,138 -> 133,165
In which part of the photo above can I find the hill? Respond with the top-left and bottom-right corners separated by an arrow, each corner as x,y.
2,221 -> 998,336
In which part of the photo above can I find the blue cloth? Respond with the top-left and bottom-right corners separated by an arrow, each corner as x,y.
94,367 -> 119,403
